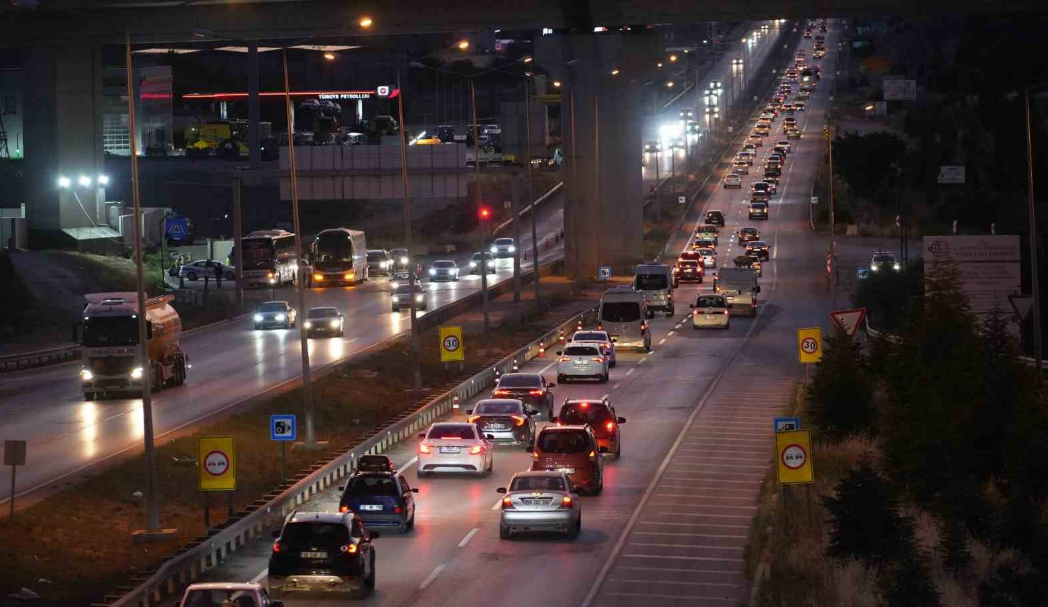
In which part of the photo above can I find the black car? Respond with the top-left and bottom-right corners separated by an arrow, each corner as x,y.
704,210 -> 725,226
338,471 -> 418,534
491,373 -> 556,420
268,511 -> 377,600
305,307 -> 344,338
389,248 -> 411,274
391,283 -> 427,312
467,398 -> 537,450
366,249 -> 393,277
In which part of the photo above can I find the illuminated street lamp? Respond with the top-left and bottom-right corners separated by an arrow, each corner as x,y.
78,175 -> 92,187
457,40 -> 470,51
669,54 -> 678,63
358,16 -> 373,28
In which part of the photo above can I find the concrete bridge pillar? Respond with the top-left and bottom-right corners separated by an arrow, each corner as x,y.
536,32 -> 661,278
21,43 -> 105,243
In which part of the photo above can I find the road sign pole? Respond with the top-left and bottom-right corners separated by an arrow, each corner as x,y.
203,492 -> 210,529
280,441 -> 287,486
8,463 -> 14,519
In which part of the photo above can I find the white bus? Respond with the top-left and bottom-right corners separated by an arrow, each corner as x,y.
240,229 -> 298,287
310,228 -> 368,286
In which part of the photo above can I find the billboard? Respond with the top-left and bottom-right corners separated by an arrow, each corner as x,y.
923,235 -> 1021,316
883,79 -> 917,101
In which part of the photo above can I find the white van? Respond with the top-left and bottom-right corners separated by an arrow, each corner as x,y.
598,286 -> 652,352
633,264 -> 675,317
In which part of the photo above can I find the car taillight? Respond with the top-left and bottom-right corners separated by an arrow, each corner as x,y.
591,357 -> 604,363
273,541 -> 285,553
606,421 -> 615,431
597,323 -> 603,330
470,445 -> 484,455
394,506 -> 403,514
560,496 -> 573,508
589,451 -> 597,458
467,415 -> 480,423
559,357 -> 571,362
340,543 -> 358,554
494,389 -> 511,396
529,390 -> 544,397
501,497 -> 514,509
512,415 -> 526,426
419,443 -> 431,454
532,452 -> 539,458
340,505 -> 349,513
313,273 -> 323,281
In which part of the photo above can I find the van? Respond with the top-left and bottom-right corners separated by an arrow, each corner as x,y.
715,267 -> 761,317
598,286 -> 652,352
633,264 -> 675,317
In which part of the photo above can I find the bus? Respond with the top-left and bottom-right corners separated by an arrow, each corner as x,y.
310,228 -> 368,286
240,229 -> 298,287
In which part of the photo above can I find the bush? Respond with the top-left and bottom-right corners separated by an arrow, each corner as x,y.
978,557 -> 1046,607
807,328 -> 876,440
824,453 -> 915,566
877,550 -> 942,607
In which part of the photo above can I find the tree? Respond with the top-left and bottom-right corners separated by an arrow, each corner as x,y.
832,131 -> 907,199
807,327 -> 876,440
824,453 -> 915,566
878,550 -> 943,607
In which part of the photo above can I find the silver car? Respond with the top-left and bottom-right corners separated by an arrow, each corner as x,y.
569,330 -> 616,367
428,260 -> 460,282
556,343 -> 610,384
497,471 -> 581,540
179,259 -> 235,282
490,237 -> 516,260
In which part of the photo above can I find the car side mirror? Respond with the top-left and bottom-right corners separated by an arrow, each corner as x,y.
465,409 -> 472,415
599,446 -> 609,453
486,434 -> 495,440
756,286 -> 762,293
71,321 -> 83,344
272,530 -> 281,538
417,433 -> 426,439
555,351 -> 563,356
370,531 -> 381,540
617,417 -> 626,424
411,488 -> 419,493
496,487 -> 507,494
547,382 -> 556,388
337,486 -> 345,491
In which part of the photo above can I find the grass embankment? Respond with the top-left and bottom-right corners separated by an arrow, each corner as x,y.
0,285 -> 585,606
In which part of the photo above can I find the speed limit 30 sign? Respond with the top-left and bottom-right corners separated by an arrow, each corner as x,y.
439,325 -> 465,362
797,327 -> 822,364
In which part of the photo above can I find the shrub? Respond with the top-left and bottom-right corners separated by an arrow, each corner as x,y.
807,328 -> 876,440
877,550 -> 942,607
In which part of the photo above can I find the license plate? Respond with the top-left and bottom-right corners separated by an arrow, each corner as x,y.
554,468 -> 575,474
521,498 -> 550,506
489,424 -> 507,430
301,551 -> 327,559
359,504 -> 383,511
439,446 -> 460,454
573,359 -> 587,366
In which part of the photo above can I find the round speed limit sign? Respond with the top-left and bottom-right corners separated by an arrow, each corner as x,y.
443,335 -> 460,352
801,337 -> 818,354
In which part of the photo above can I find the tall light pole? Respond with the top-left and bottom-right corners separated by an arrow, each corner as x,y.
1024,83 -> 1045,372
524,76 -> 540,308
470,78 -> 491,356
395,69 -> 422,390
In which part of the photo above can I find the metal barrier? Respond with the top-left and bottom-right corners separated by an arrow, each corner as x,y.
103,303 -> 595,607
0,344 -> 81,373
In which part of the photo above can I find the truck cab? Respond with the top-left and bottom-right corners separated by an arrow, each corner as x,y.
713,268 -> 761,317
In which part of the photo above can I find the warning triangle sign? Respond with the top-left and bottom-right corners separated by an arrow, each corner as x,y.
830,307 -> 867,338
1008,295 -> 1033,321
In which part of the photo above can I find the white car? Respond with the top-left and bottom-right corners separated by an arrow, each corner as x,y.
556,343 -> 610,384
723,174 -> 743,189
491,237 -> 516,259
691,294 -> 730,329
179,259 -> 235,281
178,583 -> 278,607
696,247 -> 717,269
497,471 -> 581,540
417,422 -> 493,478
569,330 -> 617,367
428,260 -> 460,281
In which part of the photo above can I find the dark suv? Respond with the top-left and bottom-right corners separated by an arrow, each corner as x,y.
492,373 -> 556,420
268,511 -> 378,600
338,470 -> 418,534
531,425 -> 606,495
704,210 -> 725,226
555,398 -> 626,459
467,398 -> 537,450
366,249 -> 393,277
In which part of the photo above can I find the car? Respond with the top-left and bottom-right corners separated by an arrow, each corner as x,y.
754,125 -> 770,136
555,397 -> 625,459
705,210 -> 725,226
491,237 -> 516,259
428,259 -> 460,281
742,253 -> 763,277
268,511 -> 377,600
746,134 -> 763,146
783,117 -> 797,128
738,227 -> 761,243
764,167 -> 782,182
767,153 -> 784,165
365,249 -> 393,277
254,301 -> 297,330
742,143 -> 757,154
356,454 -> 395,473
570,330 -> 617,367
694,236 -> 717,251
787,129 -> 802,140
782,104 -> 795,114
492,373 -> 556,420
337,470 -> 418,534
775,141 -> 792,154
417,422 -> 494,477
391,283 -> 427,312
669,137 -> 686,150
389,276 -> 421,290
795,101 -> 806,111
736,151 -> 754,165
749,202 -> 769,219
696,247 -> 717,268
679,107 -> 696,121
469,252 -> 497,275
752,181 -> 773,197
695,225 -> 719,246
389,248 -> 411,274
644,140 -> 661,153
178,583 -> 278,607
304,307 -> 344,338
556,343 -> 610,384
750,190 -> 770,204
731,159 -> 749,174
467,398 -> 536,450
497,471 -> 581,540
870,251 -> 901,272
685,120 -> 701,135
530,424 -> 606,495
674,259 -> 704,284
179,259 -> 235,282
723,173 -> 743,189
746,240 -> 770,260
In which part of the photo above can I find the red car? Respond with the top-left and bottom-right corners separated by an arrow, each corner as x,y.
554,398 -> 626,460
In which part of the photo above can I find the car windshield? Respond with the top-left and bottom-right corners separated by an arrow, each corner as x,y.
634,274 -> 668,291
181,589 -> 257,607
497,374 -> 543,388
395,285 -> 423,294
308,308 -> 338,318
471,253 -> 493,261
601,301 -> 641,323
366,252 -> 385,262
475,401 -> 522,415
742,229 -> 758,235
559,404 -> 613,426
510,476 -> 566,492
428,424 -> 475,440
83,316 -> 138,347
697,296 -> 727,308
346,476 -> 399,497
874,254 -> 895,263
259,302 -> 286,312
280,522 -> 349,549
537,430 -> 590,454
564,346 -> 600,356
574,332 -> 609,342
494,239 -> 513,246
433,261 -> 455,268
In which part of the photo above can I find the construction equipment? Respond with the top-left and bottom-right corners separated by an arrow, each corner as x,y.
183,120 -> 249,160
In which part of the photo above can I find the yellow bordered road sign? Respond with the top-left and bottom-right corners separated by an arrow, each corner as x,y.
440,325 -> 465,362
199,436 -> 236,492
797,327 -> 822,363
776,429 -> 814,484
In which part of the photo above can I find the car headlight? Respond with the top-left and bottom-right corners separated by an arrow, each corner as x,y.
269,278 -> 276,284
893,263 -> 901,271
400,256 -> 409,265
330,319 -> 340,328
81,369 -> 93,381
392,295 -> 400,302
508,245 -> 516,252
305,321 -> 313,329
487,261 -> 495,267
275,313 -> 286,321
381,261 -> 390,268
490,246 -> 498,254
254,314 -> 264,322
416,294 -> 424,302
469,261 -> 477,268
131,367 -> 143,379
871,265 -> 879,272
429,269 -> 436,275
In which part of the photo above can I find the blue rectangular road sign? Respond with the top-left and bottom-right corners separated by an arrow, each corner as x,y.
599,266 -> 611,280
856,267 -> 869,280
774,417 -> 800,432
270,415 -> 297,441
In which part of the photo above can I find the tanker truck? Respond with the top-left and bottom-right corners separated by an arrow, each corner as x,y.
74,292 -> 188,401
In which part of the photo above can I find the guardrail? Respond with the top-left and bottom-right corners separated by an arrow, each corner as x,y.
104,302 -> 596,607
493,181 -> 563,235
0,344 -> 81,373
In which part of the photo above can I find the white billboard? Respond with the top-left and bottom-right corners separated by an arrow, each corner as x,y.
923,235 -> 1022,316
883,79 -> 917,101
938,165 -> 965,184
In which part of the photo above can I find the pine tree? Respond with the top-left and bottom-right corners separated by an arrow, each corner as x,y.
878,549 -> 943,607
807,326 -> 876,441
939,515 -> 973,579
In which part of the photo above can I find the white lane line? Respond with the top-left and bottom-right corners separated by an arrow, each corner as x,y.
401,456 -> 419,470
492,499 -> 503,511
613,383 -> 621,390
539,360 -> 558,374
419,564 -> 446,590
250,568 -> 267,584
658,339 -> 667,345
668,331 -> 676,336
626,368 -> 635,376
457,527 -> 480,548
601,393 -> 610,400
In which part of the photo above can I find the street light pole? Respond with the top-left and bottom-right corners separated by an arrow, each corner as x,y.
1024,85 -> 1043,372
396,70 -> 422,390
124,34 -> 161,534
523,77 -> 540,309
470,79 -> 491,356
282,49 -> 316,445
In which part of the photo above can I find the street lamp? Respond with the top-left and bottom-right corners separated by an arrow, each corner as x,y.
1024,82 -> 1046,372
358,16 -> 373,28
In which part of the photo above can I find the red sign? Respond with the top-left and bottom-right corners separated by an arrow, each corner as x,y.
830,308 -> 867,338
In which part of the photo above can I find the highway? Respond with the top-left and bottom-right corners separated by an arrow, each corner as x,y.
181,21 -> 843,607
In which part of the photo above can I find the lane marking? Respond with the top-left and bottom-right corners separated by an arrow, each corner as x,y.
613,383 -> 621,390
419,564 -> 446,590
457,527 -> 480,548
491,499 -> 503,511
250,568 -> 267,584
658,339 -> 667,345
401,456 -> 419,470
626,368 -> 635,376
539,360 -> 558,374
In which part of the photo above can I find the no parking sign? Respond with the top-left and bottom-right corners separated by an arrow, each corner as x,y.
199,436 -> 236,492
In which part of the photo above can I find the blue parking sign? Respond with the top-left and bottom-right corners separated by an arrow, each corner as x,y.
857,267 -> 869,280
774,417 -> 800,432
599,266 -> 611,280
270,415 -> 297,441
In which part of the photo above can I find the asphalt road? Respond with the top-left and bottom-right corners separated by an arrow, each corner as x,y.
177,21 -> 844,607
0,197 -> 565,508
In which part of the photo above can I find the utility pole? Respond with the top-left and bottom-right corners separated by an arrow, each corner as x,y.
1024,85 -> 1044,372
826,124 -> 837,292
595,95 -> 601,271
124,34 -> 162,535
282,50 -> 316,446
471,79 -> 491,356
233,177 -> 244,312
523,78 -> 540,309
512,174 -> 522,303
396,70 -> 422,390
570,90 -> 581,284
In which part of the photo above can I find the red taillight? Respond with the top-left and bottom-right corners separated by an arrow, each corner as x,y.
579,402 -> 589,408
560,496 -> 573,508
501,497 -> 514,509
529,390 -> 544,397
606,421 -> 615,431
597,324 -> 603,330
494,389 -> 511,396
467,415 -> 480,423
559,357 -> 571,362
340,505 -> 349,513
591,357 -> 604,363
589,451 -> 597,458
340,543 -> 358,554
470,445 -> 484,455
394,506 -> 403,514
272,541 -> 284,553
419,443 -> 431,454
512,415 -> 526,426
